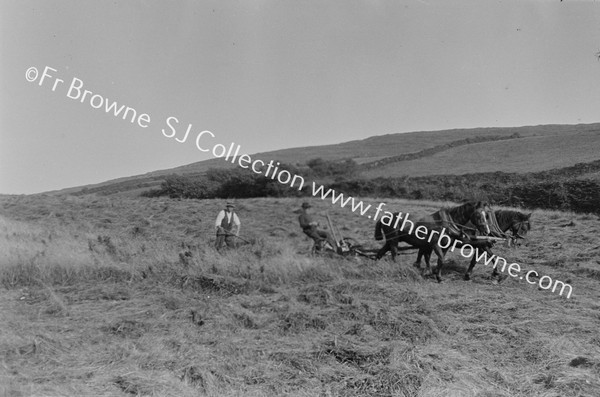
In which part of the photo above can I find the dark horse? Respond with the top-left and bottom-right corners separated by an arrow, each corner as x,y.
377,207 -> 532,281
450,209 -> 533,280
374,201 -> 492,282
494,209 -> 532,242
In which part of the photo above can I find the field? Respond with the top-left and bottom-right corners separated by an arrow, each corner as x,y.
1,194 -> 600,397
360,131 -> 600,178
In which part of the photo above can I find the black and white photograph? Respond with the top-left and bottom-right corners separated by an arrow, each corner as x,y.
1,1 -> 600,396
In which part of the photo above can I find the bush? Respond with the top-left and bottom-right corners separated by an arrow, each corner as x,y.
142,159 -> 600,215
144,163 -> 309,200
306,158 -> 358,179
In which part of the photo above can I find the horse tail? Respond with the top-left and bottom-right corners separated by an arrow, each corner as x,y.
374,219 -> 384,241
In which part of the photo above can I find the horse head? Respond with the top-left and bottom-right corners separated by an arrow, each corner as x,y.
512,212 -> 532,239
469,201 -> 493,236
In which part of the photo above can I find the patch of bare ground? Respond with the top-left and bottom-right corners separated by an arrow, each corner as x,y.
1,195 -> 599,396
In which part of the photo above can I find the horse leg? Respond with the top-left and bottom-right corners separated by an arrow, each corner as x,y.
433,245 -> 447,283
390,242 -> 398,261
376,238 -> 398,261
375,242 -> 389,260
421,247 -> 434,276
424,249 -> 432,270
491,266 -> 500,278
484,245 -> 501,279
464,254 -> 477,281
490,249 -> 509,282
413,248 -> 423,269
464,244 -> 482,281
465,243 -> 495,281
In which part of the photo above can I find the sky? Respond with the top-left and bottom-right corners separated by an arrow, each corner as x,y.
1,0 -> 600,194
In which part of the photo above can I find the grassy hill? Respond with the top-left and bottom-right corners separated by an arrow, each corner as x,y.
361,129 -> 600,178
1,194 -> 599,396
48,123 -> 600,197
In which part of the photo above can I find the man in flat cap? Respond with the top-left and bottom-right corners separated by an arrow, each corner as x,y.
298,202 -> 337,252
215,202 -> 241,250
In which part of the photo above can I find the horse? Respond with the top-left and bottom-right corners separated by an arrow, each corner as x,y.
374,201 -> 492,282
412,209 -> 532,281
494,209 -> 532,243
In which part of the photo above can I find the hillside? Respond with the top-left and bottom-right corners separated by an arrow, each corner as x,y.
1,194 -> 599,396
361,129 -> 600,178
49,123 -> 600,197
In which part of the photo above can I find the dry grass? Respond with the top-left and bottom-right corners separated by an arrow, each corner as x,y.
1,194 -> 600,396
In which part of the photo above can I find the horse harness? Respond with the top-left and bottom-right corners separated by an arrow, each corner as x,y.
394,209 -> 487,241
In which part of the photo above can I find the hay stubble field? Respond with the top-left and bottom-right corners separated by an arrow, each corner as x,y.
1,194 -> 600,397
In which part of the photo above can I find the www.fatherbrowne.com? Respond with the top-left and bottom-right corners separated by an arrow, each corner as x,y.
311,183 -> 573,299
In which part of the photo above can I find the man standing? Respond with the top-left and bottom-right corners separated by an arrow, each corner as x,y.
215,202 -> 241,250
298,202 -> 337,252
